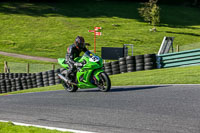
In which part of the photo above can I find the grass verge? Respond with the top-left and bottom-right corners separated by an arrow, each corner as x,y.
0,121 -> 72,133
110,65 -> 200,86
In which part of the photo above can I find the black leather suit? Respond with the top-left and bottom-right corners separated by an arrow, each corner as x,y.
65,44 -> 88,79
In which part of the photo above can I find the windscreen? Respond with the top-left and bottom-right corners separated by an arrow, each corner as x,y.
83,51 -> 94,58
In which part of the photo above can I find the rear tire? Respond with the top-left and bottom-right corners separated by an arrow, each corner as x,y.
60,72 -> 78,92
98,73 -> 111,92
62,81 -> 78,92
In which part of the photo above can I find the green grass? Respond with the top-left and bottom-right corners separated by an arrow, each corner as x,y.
110,65 -> 200,86
1,65 -> 200,96
0,121 -> 72,133
0,1 -> 200,58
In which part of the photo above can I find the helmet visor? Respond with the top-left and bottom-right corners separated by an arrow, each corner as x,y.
77,43 -> 85,49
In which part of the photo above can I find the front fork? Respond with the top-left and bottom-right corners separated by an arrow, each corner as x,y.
93,69 -> 104,84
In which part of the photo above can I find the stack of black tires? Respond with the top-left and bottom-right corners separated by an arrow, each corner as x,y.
27,76 -> 33,89
42,71 -> 49,87
119,57 -> 127,73
103,53 -> 157,75
0,80 -> 6,93
31,73 -> 37,88
103,62 -> 112,75
48,70 -> 55,86
135,55 -> 145,71
10,79 -> 16,92
126,56 -> 136,72
36,72 -> 43,88
111,61 -> 120,75
15,78 -> 22,91
5,79 -> 11,92
144,54 -> 157,70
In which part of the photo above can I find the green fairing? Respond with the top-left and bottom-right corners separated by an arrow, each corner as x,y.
93,69 -> 104,81
58,51 -> 105,89
58,58 -> 69,69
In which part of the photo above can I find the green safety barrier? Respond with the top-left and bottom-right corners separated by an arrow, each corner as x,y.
158,49 -> 200,68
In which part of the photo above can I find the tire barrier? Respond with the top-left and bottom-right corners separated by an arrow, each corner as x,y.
104,54 -> 157,75
0,68 -> 62,94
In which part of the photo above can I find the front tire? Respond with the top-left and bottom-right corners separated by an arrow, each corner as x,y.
98,73 -> 111,92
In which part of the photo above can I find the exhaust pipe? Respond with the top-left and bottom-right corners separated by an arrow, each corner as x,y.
57,74 -> 77,86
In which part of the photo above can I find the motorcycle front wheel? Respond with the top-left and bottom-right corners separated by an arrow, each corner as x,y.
98,72 -> 111,92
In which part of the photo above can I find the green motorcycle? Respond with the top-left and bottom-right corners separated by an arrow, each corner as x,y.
57,51 -> 111,92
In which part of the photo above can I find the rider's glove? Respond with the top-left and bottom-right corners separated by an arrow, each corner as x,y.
74,62 -> 83,67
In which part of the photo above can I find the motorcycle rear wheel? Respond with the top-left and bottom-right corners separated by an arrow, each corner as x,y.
98,72 -> 111,92
62,81 -> 78,92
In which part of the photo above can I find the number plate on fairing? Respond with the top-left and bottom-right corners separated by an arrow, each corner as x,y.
89,56 -> 100,62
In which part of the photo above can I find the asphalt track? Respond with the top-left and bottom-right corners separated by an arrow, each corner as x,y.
0,85 -> 200,133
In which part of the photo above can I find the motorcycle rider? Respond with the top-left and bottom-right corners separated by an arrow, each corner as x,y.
63,36 -> 90,84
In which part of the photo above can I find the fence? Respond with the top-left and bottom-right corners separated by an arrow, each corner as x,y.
157,48 -> 200,68
3,62 -> 60,73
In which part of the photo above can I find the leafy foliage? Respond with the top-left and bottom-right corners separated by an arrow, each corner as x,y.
138,0 -> 160,26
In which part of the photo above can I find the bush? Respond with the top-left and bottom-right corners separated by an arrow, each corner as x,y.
138,0 -> 160,26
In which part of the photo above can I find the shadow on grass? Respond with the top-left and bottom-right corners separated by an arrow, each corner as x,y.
1,1 -> 200,27
0,1 -> 141,19
166,31 -> 200,37
159,24 -> 200,30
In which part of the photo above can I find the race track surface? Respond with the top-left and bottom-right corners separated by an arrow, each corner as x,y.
0,85 -> 200,133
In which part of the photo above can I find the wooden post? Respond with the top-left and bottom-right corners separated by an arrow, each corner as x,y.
52,64 -> 55,70
27,63 -> 30,74
4,61 -> 8,73
176,45 -> 179,52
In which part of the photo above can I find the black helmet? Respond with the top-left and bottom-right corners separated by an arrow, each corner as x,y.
75,36 -> 85,50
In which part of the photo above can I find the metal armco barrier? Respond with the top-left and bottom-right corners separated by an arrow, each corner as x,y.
158,48 -> 200,68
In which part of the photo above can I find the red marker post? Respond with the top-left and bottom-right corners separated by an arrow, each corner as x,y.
88,27 -> 102,53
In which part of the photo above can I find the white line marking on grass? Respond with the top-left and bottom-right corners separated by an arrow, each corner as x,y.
0,120 -> 96,133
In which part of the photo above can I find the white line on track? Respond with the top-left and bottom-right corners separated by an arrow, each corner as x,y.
0,120 -> 96,133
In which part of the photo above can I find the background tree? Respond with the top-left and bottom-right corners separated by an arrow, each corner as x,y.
138,0 -> 160,31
